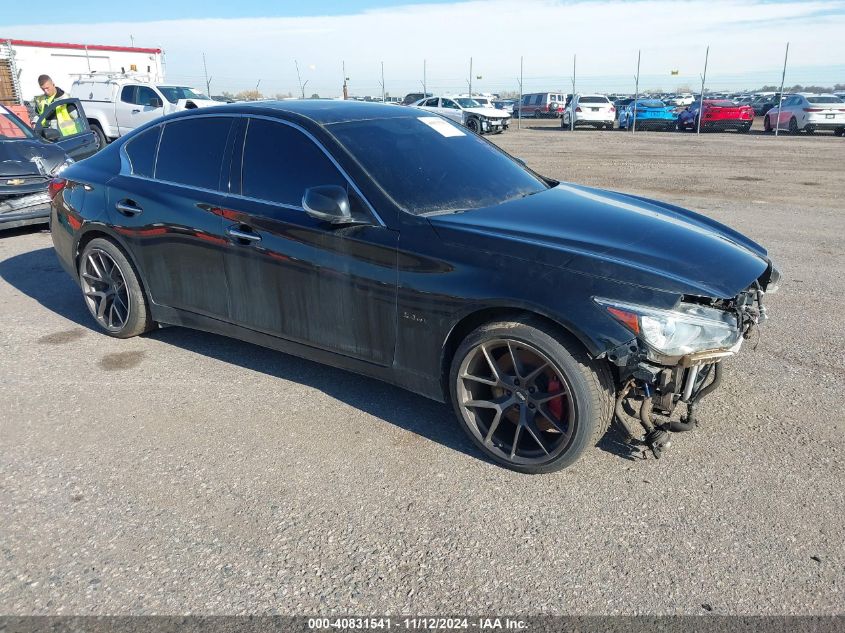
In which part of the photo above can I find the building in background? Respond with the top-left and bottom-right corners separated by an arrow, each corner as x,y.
1,38 -> 164,106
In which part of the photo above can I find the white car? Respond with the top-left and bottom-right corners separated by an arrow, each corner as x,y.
413,96 -> 510,134
763,93 -> 845,135
561,94 -> 616,130
71,74 -> 221,144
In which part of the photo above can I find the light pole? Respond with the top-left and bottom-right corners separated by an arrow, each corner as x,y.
696,46 -> 709,135
775,42 -> 789,137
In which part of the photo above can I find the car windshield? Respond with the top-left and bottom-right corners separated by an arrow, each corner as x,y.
708,100 -> 738,107
807,96 -> 843,104
637,100 -> 665,108
579,97 -> 608,104
0,110 -> 35,140
157,86 -> 210,104
455,98 -> 481,108
329,116 -> 549,216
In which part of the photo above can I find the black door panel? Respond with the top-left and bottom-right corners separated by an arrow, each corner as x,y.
221,198 -> 398,365
106,175 -> 229,318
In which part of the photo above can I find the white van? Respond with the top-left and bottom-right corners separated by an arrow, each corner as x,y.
70,73 -> 220,145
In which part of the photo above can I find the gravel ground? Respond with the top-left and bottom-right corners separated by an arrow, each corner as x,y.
1,123 -> 843,616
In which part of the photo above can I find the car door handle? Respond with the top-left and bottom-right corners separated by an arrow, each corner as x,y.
227,226 -> 262,243
131,109 -> 140,114
115,200 -> 142,216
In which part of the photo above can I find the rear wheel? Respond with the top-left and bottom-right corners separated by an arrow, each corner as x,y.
764,115 -> 773,133
89,123 -> 107,151
79,238 -> 153,338
449,319 -> 613,473
835,127 -> 845,137
788,117 -> 799,135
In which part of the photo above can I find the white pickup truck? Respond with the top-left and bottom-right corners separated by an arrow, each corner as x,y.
70,74 -> 220,145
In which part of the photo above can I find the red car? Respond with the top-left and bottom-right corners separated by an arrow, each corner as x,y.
677,99 -> 755,132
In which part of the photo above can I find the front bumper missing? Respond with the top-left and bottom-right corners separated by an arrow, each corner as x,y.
606,276 -> 772,458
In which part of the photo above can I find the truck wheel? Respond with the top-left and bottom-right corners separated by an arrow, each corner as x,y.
89,123 -> 107,151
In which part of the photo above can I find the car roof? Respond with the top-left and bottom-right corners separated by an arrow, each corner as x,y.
210,99 -> 424,124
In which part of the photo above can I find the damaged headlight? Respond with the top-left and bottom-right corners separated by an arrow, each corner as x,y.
596,298 -> 741,359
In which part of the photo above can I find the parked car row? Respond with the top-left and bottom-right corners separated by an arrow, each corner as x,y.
554,94 -> 844,135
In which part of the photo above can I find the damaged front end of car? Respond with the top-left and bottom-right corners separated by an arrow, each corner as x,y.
596,263 -> 781,458
0,156 -> 73,230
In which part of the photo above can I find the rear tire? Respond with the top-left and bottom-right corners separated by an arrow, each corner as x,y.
788,117 -> 799,135
89,123 -> 107,151
764,115 -> 773,133
78,238 -> 153,338
835,127 -> 845,137
449,318 -> 613,474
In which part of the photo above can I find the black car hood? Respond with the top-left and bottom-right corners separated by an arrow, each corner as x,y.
428,183 -> 769,299
0,139 -> 67,177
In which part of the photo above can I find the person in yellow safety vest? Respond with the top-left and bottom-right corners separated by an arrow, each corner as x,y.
34,74 -> 80,137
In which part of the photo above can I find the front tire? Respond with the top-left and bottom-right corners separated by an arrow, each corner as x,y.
449,319 -> 613,473
79,238 -> 153,338
466,117 -> 481,134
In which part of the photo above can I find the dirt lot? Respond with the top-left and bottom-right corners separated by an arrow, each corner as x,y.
1,123 -> 843,616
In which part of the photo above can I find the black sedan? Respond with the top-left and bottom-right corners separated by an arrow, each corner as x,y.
49,101 -> 779,473
1,100 -> 99,230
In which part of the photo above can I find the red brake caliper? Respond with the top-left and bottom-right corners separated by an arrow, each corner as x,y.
547,375 -> 563,421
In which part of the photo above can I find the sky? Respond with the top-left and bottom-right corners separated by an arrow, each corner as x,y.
4,0 -> 845,97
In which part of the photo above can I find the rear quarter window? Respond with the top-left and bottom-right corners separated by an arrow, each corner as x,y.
124,125 -> 161,177
155,117 -> 233,190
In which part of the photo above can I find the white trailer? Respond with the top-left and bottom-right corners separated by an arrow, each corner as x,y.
1,38 -> 164,107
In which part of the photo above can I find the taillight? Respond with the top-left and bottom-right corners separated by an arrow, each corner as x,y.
803,108 -> 823,112
48,178 -> 67,201
610,106 -> 616,113
575,107 -> 582,113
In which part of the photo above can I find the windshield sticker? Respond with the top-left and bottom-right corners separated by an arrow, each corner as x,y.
418,117 -> 466,137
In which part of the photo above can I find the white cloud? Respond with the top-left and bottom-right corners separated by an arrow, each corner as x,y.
6,0 -> 845,95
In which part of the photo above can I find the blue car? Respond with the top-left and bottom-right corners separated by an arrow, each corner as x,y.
618,99 -> 676,130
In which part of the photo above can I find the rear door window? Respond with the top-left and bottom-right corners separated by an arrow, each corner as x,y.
240,118 -> 346,208
155,117 -> 233,190
124,125 -> 161,177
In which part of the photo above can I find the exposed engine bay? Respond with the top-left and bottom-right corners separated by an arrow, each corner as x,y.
602,264 -> 779,458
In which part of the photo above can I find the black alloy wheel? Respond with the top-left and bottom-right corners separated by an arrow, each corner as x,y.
79,238 -> 153,338
450,320 -> 612,473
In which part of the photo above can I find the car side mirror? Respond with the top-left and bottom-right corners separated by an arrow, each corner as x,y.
150,97 -> 163,109
41,127 -> 61,142
303,185 -> 354,225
